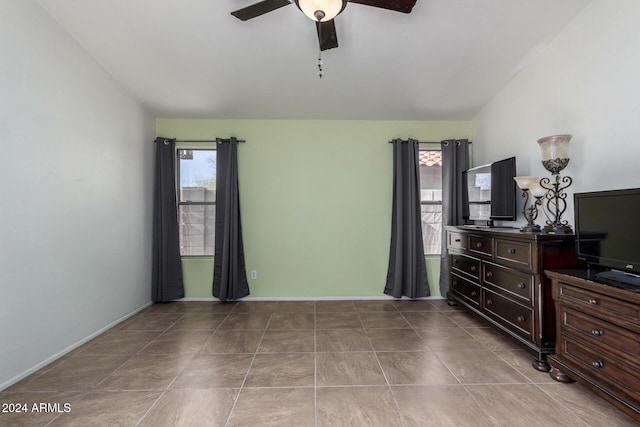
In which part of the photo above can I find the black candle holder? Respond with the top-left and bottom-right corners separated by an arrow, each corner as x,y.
519,189 -> 544,232
537,134 -> 573,234
539,174 -> 573,234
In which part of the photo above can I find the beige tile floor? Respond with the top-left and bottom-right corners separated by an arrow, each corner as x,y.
1,299 -> 637,426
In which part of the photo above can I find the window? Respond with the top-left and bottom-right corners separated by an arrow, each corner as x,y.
419,149 -> 442,255
177,149 -> 216,256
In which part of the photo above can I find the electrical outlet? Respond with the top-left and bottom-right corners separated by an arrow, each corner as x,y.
250,270 -> 257,280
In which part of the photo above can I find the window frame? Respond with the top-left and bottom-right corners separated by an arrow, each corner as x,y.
418,144 -> 443,256
175,144 -> 217,257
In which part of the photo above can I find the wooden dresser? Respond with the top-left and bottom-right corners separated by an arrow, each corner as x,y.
445,226 -> 581,371
547,269 -> 640,422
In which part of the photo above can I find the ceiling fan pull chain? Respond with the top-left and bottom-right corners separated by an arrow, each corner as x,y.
316,11 -> 325,79
317,14 -> 323,79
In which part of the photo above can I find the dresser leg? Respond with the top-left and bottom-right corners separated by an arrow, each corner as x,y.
549,366 -> 573,383
532,357 -> 551,372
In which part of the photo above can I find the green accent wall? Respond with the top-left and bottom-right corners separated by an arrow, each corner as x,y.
157,119 -> 471,298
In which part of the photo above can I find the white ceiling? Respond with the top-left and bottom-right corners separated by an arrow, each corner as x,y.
36,0 -> 591,120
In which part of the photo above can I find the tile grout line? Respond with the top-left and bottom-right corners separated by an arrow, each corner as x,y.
530,382 -> 593,427
134,352 -> 198,427
126,312 -> 188,356
101,313 -> 189,425
47,310 -> 190,427
222,313 -> 273,427
428,308 -> 552,425
390,307 -> 430,426
136,307 -> 235,426
134,307 -> 238,427
392,302 -> 458,427
314,302 -> 318,427
354,302 -> 409,427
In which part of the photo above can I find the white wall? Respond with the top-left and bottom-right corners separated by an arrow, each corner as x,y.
472,0 -> 640,228
0,0 -> 155,389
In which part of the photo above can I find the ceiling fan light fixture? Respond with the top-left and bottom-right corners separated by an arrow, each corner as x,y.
295,0 -> 347,22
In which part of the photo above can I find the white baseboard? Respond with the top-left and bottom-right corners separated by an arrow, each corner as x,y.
0,301 -> 153,391
179,295 -> 446,302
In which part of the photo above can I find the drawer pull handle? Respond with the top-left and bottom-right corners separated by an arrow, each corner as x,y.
517,315 -> 525,322
471,290 -> 477,297
508,248 -> 516,254
588,298 -> 598,305
476,242 -> 483,248
592,360 -> 604,369
486,271 -> 493,278
470,266 -> 477,272
486,299 -> 493,306
517,283 -> 526,289
453,259 -> 458,264
455,239 -> 461,242
591,329 -> 603,336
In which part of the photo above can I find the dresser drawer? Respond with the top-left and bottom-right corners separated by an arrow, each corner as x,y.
495,238 -> 533,270
451,273 -> 481,307
561,337 -> 640,397
483,289 -> 534,339
448,231 -> 467,250
469,234 -> 492,257
450,253 -> 481,281
558,283 -> 640,329
561,306 -> 640,361
483,261 -> 535,305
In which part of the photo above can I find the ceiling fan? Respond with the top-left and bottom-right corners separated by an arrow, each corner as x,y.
231,0 -> 417,51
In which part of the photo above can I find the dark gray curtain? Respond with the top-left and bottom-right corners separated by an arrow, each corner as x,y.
384,138 -> 429,299
212,137 -> 250,301
439,139 -> 470,297
152,137 -> 184,302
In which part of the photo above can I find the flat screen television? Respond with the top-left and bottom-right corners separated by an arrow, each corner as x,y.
463,156 -> 517,225
574,188 -> 640,290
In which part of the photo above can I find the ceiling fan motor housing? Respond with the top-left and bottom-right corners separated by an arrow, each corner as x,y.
295,0 -> 348,22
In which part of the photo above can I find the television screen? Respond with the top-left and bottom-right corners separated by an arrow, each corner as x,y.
465,163 -> 491,221
575,188 -> 640,287
464,157 -> 516,222
490,157 -> 517,220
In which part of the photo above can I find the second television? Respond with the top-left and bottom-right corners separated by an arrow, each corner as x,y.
463,156 -> 517,225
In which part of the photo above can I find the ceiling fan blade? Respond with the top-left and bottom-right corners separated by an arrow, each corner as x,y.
348,0 -> 417,13
231,0 -> 292,21
316,20 -> 339,51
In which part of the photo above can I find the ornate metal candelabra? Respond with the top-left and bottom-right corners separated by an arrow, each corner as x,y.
537,135 -> 573,234
514,176 -> 547,232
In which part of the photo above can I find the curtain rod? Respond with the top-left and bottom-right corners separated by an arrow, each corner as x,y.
174,139 -> 245,143
388,140 -> 472,144
388,141 -> 439,144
